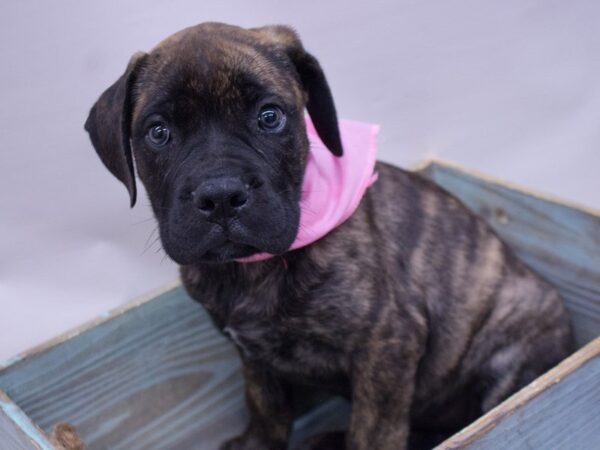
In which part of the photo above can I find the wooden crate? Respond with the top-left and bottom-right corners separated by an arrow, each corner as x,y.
1,160 -> 598,450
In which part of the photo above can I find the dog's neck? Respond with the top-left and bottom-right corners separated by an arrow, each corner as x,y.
181,249 -> 310,319
237,117 -> 379,262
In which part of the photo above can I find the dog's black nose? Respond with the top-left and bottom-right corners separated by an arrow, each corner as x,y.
192,177 -> 249,219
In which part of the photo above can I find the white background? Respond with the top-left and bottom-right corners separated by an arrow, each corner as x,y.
1,1 -> 599,361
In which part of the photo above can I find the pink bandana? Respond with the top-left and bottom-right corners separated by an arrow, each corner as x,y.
238,117 -> 379,262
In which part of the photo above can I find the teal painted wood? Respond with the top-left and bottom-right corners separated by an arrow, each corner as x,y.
0,287 -> 248,450
0,411 -> 40,450
0,392 -> 51,450
420,162 -> 600,347
467,356 -> 600,449
437,338 -> 600,450
0,287 -> 344,449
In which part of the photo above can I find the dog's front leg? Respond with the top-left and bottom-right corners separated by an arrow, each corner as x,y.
220,359 -> 293,450
346,338 -> 421,450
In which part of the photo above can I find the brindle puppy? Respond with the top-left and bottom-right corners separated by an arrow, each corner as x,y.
85,22 -> 573,450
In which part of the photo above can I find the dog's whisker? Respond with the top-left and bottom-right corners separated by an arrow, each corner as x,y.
299,205 -> 319,216
142,237 -> 162,256
142,227 -> 160,255
132,216 -> 156,226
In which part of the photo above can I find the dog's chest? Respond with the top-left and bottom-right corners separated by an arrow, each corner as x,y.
182,264 -> 354,380
222,312 -> 349,379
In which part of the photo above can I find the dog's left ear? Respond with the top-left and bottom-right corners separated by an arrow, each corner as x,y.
253,26 -> 343,156
84,52 -> 147,207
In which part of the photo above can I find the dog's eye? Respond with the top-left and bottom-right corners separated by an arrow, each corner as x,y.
258,105 -> 285,132
146,124 -> 171,148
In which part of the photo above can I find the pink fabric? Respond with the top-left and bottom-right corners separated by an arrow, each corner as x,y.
238,117 -> 379,262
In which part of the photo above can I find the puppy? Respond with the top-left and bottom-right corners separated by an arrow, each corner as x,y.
85,23 -> 573,450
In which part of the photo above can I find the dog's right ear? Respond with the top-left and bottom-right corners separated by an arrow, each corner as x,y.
84,52 -> 147,207
252,25 -> 344,157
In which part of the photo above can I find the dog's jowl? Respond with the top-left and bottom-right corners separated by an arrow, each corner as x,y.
85,22 -> 573,450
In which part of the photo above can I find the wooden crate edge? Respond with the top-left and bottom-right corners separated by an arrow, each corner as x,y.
0,390 -> 55,450
435,336 -> 600,449
0,279 -> 182,372
411,158 -> 600,219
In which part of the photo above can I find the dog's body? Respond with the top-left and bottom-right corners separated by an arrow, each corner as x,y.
85,23 -> 572,450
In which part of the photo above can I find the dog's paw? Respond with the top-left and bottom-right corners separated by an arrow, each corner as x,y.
219,435 -> 247,450
219,434 -> 285,450
296,431 -> 346,450
219,436 -> 242,450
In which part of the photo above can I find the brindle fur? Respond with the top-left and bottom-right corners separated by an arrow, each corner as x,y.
85,23 -> 573,450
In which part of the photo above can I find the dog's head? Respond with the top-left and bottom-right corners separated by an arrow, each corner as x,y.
85,23 -> 342,264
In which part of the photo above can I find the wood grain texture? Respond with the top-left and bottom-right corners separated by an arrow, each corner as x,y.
0,288 -> 248,450
0,287 -> 342,450
436,336 -> 600,449
0,281 -> 182,372
0,391 -> 53,450
420,161 -> 600,346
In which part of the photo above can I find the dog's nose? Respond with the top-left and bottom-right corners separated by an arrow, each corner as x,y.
192,177 -> 249,219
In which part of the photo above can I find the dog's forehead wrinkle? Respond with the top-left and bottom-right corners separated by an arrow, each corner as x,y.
144,29 -> 302,107
137,75 -> 297,133
132,54 -> 301,133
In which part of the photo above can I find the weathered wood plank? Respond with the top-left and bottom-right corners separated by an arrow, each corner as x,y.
0,287 -> 248,450
437,336 -> 600,449
0,286 -> 340,450
419,161 -> 600,346
0,281 -> 182,372
0,391 -> 53,450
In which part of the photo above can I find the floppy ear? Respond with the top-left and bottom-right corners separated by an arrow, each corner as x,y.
84,52 -> 147,207
254,26 -> 343,156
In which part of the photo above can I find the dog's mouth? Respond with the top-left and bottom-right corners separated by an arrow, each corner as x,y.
159,208 -> 298,265
203,240 -> 261,262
